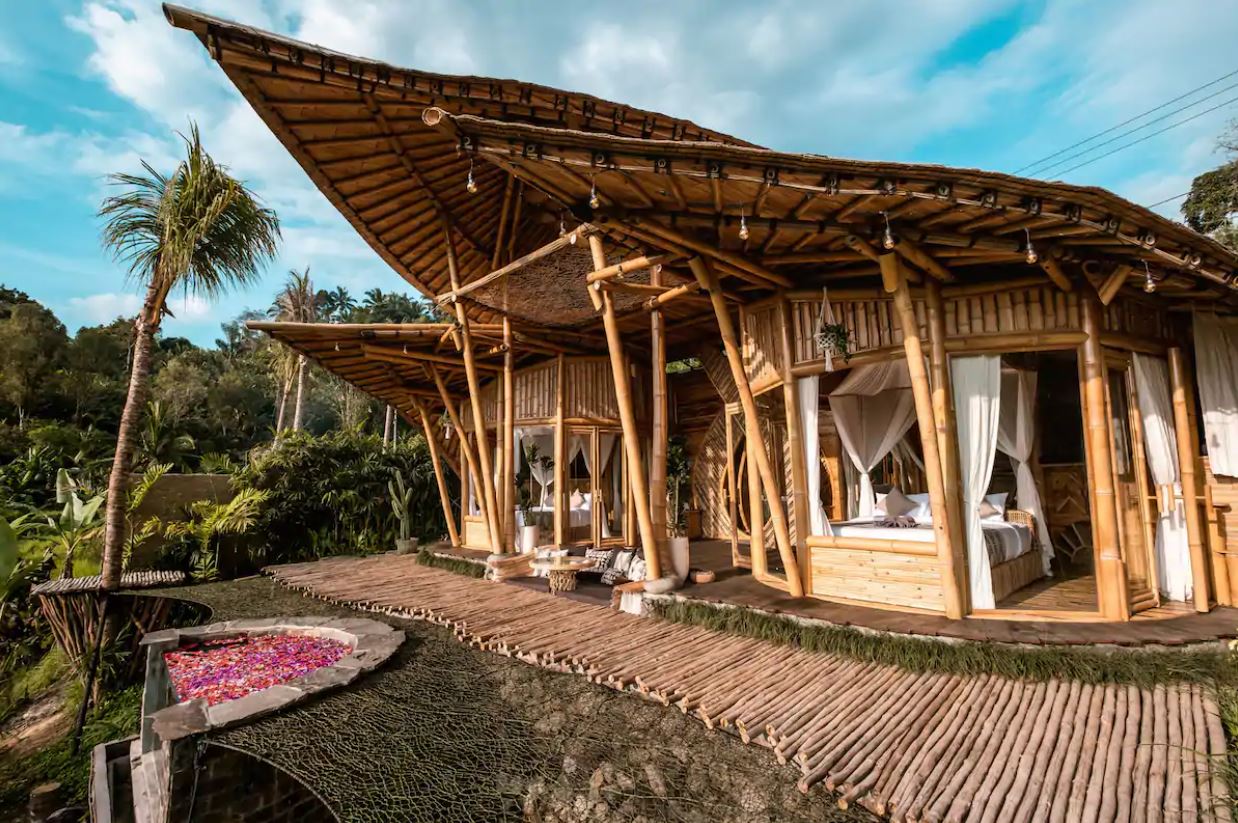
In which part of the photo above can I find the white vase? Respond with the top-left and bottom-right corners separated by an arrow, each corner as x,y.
669,536 -> 690,583
521,524 -> 541,551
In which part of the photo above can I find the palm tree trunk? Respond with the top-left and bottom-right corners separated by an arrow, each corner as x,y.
292,355 -> 307,431
101,301 -> 158,590
383,405 -> 394,448
275,372 -> 293,433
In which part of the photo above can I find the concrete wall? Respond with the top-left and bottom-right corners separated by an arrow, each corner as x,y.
129,473 -> 234,567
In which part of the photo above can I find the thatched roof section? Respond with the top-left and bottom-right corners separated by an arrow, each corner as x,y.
424,111 -> 1238,306
163,4 -> 744,330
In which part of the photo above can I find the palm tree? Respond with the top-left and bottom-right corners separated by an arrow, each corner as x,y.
97,123 -> 280,590
270,268 -> 317,431
317,285 -> 356,322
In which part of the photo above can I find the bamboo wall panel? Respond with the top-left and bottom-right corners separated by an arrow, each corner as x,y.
1103,298 -> 1177,342
789,294 -> 907,366
565,359 -> 620,420
1205,460 -> 1238,601
743,305 -> 783,386
808,544 -> 945,611
514,360 -> 558,421
693,411 -> 732,540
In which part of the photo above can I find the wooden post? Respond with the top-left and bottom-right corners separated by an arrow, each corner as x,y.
502,317 -> 516,551
589,234 -> 663,580
689,256 -> 804,597
778,296 -> 812,587
746,416 -> 767,577
554,354 -> 567,547
1168,347 -> 1211,612
881,252 -> 964,619
923,278 -> 969,611
650,264 -> 669,561
725,409 -> 741,567
442,223 -> 501,552
428,365 -> 489,549
415,400 -> 461,547
1081,291 -> 1130,621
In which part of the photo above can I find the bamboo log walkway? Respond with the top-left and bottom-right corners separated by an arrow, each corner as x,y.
266,555 -> 1232,822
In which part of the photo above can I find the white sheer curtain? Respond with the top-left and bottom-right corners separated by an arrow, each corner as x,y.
596,432 -> 617,538
953,355 -> 1001,610
828,361 -> 917,517
797,376 -> 830,536
1193,312 -> 1238,478
1133,354 -> 1193,601
516,426 -> 554,505
997,369 -> 1054,573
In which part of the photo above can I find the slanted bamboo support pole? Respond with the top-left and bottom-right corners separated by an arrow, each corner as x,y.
428,364 -> 489,549
645,280 -> 703,309
725,410 -> 741,567
746,415 -> 766,577
689,256 -> 803,596
1040,257 -> 1074,292
415,399 -> 461,547
443,224 -> 502,552
778,296 -> 812,587
491,173 -> 515,271
1081,291 -> 1130,620
924,278 -> 968,610
894,238 -> 955,282
1099,264 -> 1134,306
881,252 -> 964,619
650,264 -> 669,561
589,234 -> 663,579
586,253 -> 673,284
1168,348 -> 1210,612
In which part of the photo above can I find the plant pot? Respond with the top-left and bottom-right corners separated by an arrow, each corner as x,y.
520,524 -> 541,551
643,575 -> 679,595
669,536 -> 691,583
395,537 -> 418,555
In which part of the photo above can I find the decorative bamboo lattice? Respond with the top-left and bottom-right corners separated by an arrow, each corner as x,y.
266,555 -> 1231,822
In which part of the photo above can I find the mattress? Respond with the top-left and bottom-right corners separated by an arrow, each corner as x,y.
832,519 -> 1032,565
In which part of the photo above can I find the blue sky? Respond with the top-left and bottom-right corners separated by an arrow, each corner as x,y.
1,0 -> 1236,345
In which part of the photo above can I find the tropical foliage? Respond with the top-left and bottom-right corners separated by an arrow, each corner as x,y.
1183,120 -> 1238,250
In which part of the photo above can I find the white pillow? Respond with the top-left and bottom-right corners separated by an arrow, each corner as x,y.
907,493 -> 933,524
881,487 -> 918,518
981,492 -> 1008,522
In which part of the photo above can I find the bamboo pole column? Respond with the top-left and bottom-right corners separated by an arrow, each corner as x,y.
588,234 -> 663,580
1081,292 -> 1131,621
881,252 -> 964,619
415,399 -> 461,547
747,417 -> 767,577
442,223 -> 502,552
650,264 -> 670,562
725,410 -> 741,566
554,353 -> 567,547
503,317 -> 516,551
689,256 -> 804,597
1168,348 -> 1211,612
778,296 -> 812,588
924,278 -> 969,611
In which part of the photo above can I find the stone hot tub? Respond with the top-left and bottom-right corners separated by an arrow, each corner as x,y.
101,617 -> 403,823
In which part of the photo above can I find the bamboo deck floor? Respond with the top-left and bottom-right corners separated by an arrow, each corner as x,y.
267,554 -> 1232,822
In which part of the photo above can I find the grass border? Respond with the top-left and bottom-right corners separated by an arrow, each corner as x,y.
415,548 -> 486,579
648,597 -> 1236,688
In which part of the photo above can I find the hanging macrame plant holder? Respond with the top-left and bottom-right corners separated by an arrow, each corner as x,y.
813,287 -> 851,371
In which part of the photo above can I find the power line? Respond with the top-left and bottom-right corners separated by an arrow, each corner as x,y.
1013,67 -> 1238,175
1046,94 -> 1238,178
1144,191 -> 1190,209
1030,80 -> 1238,178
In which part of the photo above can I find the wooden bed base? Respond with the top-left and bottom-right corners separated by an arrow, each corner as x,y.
989,547 -> 1045,603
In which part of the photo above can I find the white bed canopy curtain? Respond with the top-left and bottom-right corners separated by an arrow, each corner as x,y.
796,375 -> 831,536
1192,312 -> 1238,478
996,369 -> 1054,573
953,355 -> 1002,611
827,361 -> 917,518
1132,354 -> 1193,601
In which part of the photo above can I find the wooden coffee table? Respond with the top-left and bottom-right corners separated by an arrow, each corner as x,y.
529,557 -> 596,595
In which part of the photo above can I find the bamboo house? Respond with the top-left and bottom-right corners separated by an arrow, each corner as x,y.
167,5 -> 1238,624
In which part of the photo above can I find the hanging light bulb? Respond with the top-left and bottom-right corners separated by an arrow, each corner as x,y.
1143,261 -> 1157,293
1024,228 -> 1038,265
881,211 -> 897,250
569,229 -> 578,245
465,157 -> 478,194
334,342 -> 340,352
738,207 -> 750,241
559,214 -> 566,236
589,176 -> 601,209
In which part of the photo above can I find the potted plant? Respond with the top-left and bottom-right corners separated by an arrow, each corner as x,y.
666,437 -> 692,583
388,469 -> 418,554
814,321 -> 852,364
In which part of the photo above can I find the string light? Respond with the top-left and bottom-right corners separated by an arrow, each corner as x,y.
589,176 -> 601,210
1024,228 -> 1038,265
1143,261 -> 1157,293
881,211 -> 897,250
465,157 -> 478,194
738,206 -> 750,241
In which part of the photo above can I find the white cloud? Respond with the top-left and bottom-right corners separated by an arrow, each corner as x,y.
66,291 -> 141,323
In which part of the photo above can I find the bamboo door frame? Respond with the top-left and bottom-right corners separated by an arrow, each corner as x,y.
563,424 -> 629,547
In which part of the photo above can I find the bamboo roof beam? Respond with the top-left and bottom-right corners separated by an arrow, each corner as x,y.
644,281 -> 703,310
434,225 -> 596,306
618,217 -> 793,289
361,343 -> 501,372
585,253 -> 674,285
1099,264 -> 1134,306
894,238 -> 956,283
1040,257 -> 1075,292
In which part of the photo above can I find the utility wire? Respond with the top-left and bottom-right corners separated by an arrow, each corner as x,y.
1145,191 -> 1190,209
1013,66 -> 1238,175
1031,80 -> 1238,179
1046,94 -> 1238,179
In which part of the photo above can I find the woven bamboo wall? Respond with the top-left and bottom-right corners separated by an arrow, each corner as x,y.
1205,460 -> 1238,599
460,356 -> 648,430
743,304 -> 783,387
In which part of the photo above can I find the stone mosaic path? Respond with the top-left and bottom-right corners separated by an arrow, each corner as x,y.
267,554 -> 1233,822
